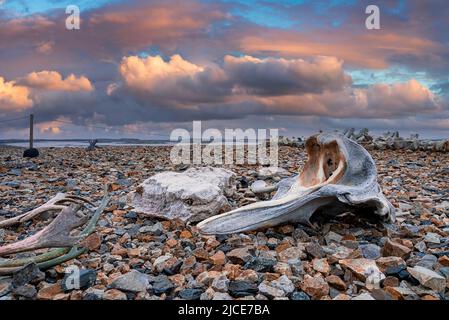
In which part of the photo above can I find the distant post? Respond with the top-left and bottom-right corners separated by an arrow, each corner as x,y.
29,113 -> 34,149
23,113 -> 39,158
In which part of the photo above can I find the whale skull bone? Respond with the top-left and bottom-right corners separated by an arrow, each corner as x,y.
197,133 -> 395,235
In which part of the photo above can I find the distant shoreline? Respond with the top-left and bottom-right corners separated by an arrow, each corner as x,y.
0,138 -> 267,148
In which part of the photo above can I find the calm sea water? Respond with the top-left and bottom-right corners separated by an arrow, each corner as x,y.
1,141 -> 172,148
1,140 -> 262,148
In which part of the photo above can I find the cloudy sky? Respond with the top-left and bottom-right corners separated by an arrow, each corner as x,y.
0,0 -> 448,139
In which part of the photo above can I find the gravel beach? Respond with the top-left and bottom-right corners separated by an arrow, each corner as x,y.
0,145 -> 448,300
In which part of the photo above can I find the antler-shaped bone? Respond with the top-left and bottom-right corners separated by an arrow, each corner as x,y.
0,205 -> 89,257
0,187 -> 110,275
0,193 -> 95,228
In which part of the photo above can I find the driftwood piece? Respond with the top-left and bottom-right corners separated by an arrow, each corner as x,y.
87,139 -> 98,151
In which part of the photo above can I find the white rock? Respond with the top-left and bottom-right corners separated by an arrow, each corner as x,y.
128,167 -> 235,222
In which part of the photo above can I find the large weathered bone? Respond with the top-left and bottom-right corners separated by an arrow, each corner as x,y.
197,133 -> 395,235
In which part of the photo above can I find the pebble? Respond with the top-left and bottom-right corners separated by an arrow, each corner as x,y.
382,276 -> 399,288
352,293 -> 375,300
305,242 -> 325,258
211,275 -> 229,292
0,278 -> 12,298
416,254 -> 438,270
376,256 -> 406,272
228,281 -> 258,297
278,247 -> 304,263
244,257 -> 277,272
438,256 -> 449,267
210,251 -> 226,265
109,270 -> 149,293
153,255 -> 173,273
103,289 -> 128,300
212,292 -> 233,300
325,275 -> 347,291
339,258 -> 382,281
12,263 -> 44,287
300,275 -> 329,299
179,288 -> 203,300
423,232 -> 441,244
384,286 -> 417,300
258,281 -> 286,298
360,244 -> 381,260
13,284 -> 37,299
382,240 -> 412,259
291,291 -> 310,300
36,283 -> 63,300
407,266 -> 446,292
325,231 -> 343,245
83,288 -> 105,300
152,275 -> 174,295
270,275 -> 295,295
226,248 -> 253,264
139,222 -> 164,235
312,258 -> 331,274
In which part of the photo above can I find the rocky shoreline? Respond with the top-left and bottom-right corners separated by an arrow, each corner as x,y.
279,129 -> 449,152
0,145 -> 448,300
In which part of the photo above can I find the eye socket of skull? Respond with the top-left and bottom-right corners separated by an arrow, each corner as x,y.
299,138 -> 346,188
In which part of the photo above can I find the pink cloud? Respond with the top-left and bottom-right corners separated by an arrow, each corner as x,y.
20,71 -> 94,92
0,76 -> 33,112
114,54 -> 441,121
224,55 -> 351,95
253,79 -> 440,118
118,54 -> 228,105
238,30 -> 442,69
116,54 -> 351,104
